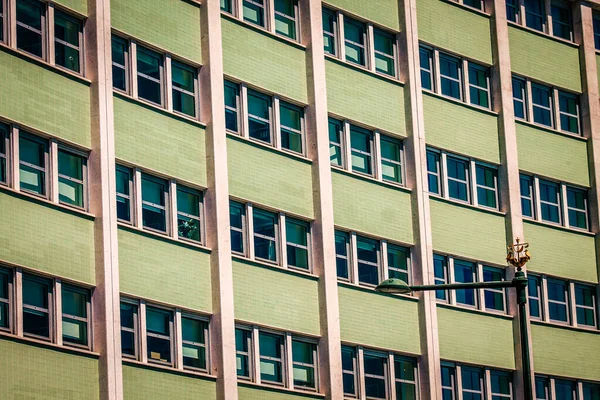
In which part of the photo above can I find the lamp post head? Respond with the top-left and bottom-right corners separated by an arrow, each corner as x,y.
375,278 -> 412,294
507,238 -> 531,272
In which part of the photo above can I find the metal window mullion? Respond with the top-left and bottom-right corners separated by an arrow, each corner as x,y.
284,333 -> 293,388
247,203 -> 255,259
343,120 -> 352,171
46,3 -> 55,64
525,80 -> 534,123
560,183 -> 568,227
568,281 -> 577,327
279,213 -> 287,268
337,11 -> 345,60
168,180 -> 177,238
240,84 -> 249,139
477,263 -> 485,311
130,41 -> 139,98
533,176 -> 542,222
134,169 -> 143,228
265,0 -> 274,32
139,301 -> 148,363
387,352 -> 396,400
441,152 -> 450,199
549,377 -> 557,400
54,37 -> 79,51
48,139 -> 58,203
433,50 -> 442,95
350,232 -> 359,285
455,365 -> 464,400
252,327 -> 261,384
366,23 -> 375,72
540,276 -> 550,322
54,279 -> 62,345
463,59 -> 470,104
381,240 -> 389,281
545,0 -> 552,35
165,54 -> 173,112
175,309 -> 183,369
551,88 -> 560,130
374,131 -> 382,181
470,160 -> 478,206
15,269 -> 23,336
448,257 -> 456,305
273,96 -> 281,149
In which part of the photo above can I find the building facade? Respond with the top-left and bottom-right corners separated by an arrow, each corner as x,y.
0,0 -> 599,398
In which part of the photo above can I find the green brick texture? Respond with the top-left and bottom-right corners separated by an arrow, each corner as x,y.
222,17 -> 307,103
0,339 -> 99,399
338,285 -> 421,353
123,364 -> 217,400
118,228 -> 212,312
417,0 -> 493,63
323,0 -> 400,31
114,96 -> 207,187
111,0 -> 201,63
0,50 -> 91,147
437,307 -> 515,369
531,324 -> 600,381
524,222 -> 597,282
0,192 -> 95,284
239,385 -> 323,400
423,94 -> 500,163
232,259 -> 320,335
516,123 -> 589,187
227,137 -> 314,218
54,0 -> 87,15
326,60 -> 405,136
509,26 -> 581,92
430,198 -> 507,264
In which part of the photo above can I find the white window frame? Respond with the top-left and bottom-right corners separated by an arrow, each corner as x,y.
573,283 -> 597,329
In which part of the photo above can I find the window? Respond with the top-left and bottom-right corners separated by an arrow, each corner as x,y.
439,54 -> 462,100
531,83 -> 553,127
387,244 -> 409,283
247,91 -> 272,144
461,367 -> 484,399
112,36 -> 128,92
441,364 -> 456,400
172,62 -> 197,117
230,201 -> 245,254
0,269 -> 9,331
116,166 -> 133,223
356,236 -> 379,286
575,284 -> 596,327
54,11 -> 82,73
434,254 -> 448,301
61,285 -> 89,347
19,134 -> 47,196
146,306 -> 173,365
344,17 -> 366,66
468,63 -> 490,108
0,124 -> 8,184
235,328 -> 251,378
583,383 -> 600,400
137,46 -> 163,106
323,8 -> 337,55
519,174 -> 534,218
221,0 -> 232,13
528,275 -> 542,319
558,92 -> 579,134
395,357 -> 418,399
224,81 -> 240,132
177,187 -> 202,242
547,279 -> 569,323
554,380 -> 577,400
58,149 -> 85,209
286,218 -> 309,270
350,126 -> 373,176
380,137 -> 403,184
253,209 -> 278,263
444,364 -> 513,400
16,0 -> 44,58
420,46 -> 434,91
280,102 -> 303,154
0,0 -> 4,42
141,174 -> 168,233
374,29 -> 396,77
538,180 -> 561,224
329,118 -> 343,167
22,274 -> 51,339
512,77 -> 527,120
120,301 -> 138,358
594,15 -> 600,50
483,266 -> 505,312
446,156 -> 469,202
566,187 -> 587,229
181,316 -> 208,371
506,0 -> 519,22
426,150 -> 441,195
475,164 -> 498,209
243,0 -> 265,27
292,339 -> 317,389
535,377 -> 550,399
342,346 -> 357,396
524,0 -> 545,31
491,371 -> 513,399
454,260 -> 477,307
259,332 -> 284,384
335,231 -> 350,280
274,0 -> 298,40
551,1 -> 572,41
364,352 -> 388,399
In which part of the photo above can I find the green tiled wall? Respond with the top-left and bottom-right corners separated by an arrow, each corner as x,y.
0,339 -> 99,399
429,198 -> 507,264
0,50 -> 91,147
524,222 -> 597,283
531,324 -> 600,381
111,0 -> 202,63
332,171 -> 413,244
222,17 -> 307,103
0,192 -> 95,284
114,96 -> 207,186
509,26 -> 581,92
227,137 -> 314,218
55,0 -> 87,14
516,123 -> 589,187
118,228 -> 212,312
232,259 -> 320,335
417,0 -> 493,63
338,285 -> 421,354
323,0 -> 400,30
423,94 -> 500,163
326,60 -> 405,136
438,307 -> 515,369
238,385 -> 322,400
123,364 -> 217,400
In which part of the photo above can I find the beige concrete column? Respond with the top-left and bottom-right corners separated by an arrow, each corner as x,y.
199,1 -> 239,399
85,0 -> 124,398
300,1 -> 344,399
488,1 -> 532,399
400,1 -> 442,398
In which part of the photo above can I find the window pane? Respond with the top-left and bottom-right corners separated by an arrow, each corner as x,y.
547,280 -> 568,322
335,231 -> 349,279
539,180 -> 560,223
555,380 -> 576,400
468,64 -> 489,108
182,317 -> 207,370
146,308 -> 172,363
177,189 -> 201,241
259,332 -> 283,383
248,92 -> 271,143
235,328 -> 251,377
55,13 -> 81,73
172,64 -> 196,117
483,267 -> 505,311
112,37 -> 127,91
350,127 -> 372,175
454,260 -> 476,306
374,31 -> 395,76
323,9 -> 336,55
286,219 -> 309,269
357,237 -> 379,285
439,54 -> 461,99
224,82 -> 239,132
58,150 -> 84,207
329,119 -> 343,166
388,244 -> 409,282
22,276 -> 50,338
221,0 -> 232,12
120,302 -> 136,356
462,368 -> 483,400
520,175 -> 534,218
342,346 -> 357,395
16,0 -> 43,57
528,276 -> 541,318
274,0 -> 297,40
420,47 -> 433,91
532,84 -> 552,127
116,167 -> 131,222
364,354 -> 387,399
280,103 -> 303,153
447,157 -> 469,202
292,340 -> 315,388
426,150 -> 440,194
0,272 -> 8,329
381,138 -> 402,183
230,202 -> 244,254
254,210 -> 277,262
137,48 -> 162,104
551,4 -> 572,40
344,18 -> 365,66
142,177 -> 167,232
575,285 -> 596,327
243,0 -> 265,27
524,0 -> 545,31
476,165 -> 497,209
567,187 -> 587,229
434,255 -> 447,301
536,377 -> 549,399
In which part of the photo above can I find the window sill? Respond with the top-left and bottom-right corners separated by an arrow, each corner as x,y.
330,165 -> 412,195
324,54 -> 404,86
117,222 -> 213,253
237,379 -> 325,398
436,302 -> 514,320
440,0 -> 491,18
226,132 -> 313,165
421,90 -> 498,117
337,280 -> 419,303
428,194 -> 505,217
514,119 -> 586,142
220,12 -> 306,51
122,358 -> 217,380
506,21 -> 578,49
0,331 -> 100,358
231,254 -> 319,281
530,319 -> 600,335
0,42 -> 90,85
522,218 -> 594,237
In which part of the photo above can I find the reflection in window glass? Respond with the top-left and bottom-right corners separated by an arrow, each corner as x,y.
137,47 -> 163,105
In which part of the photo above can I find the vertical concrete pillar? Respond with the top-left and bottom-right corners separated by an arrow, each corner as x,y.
199,1 -> 239,399
300,1 -> 344,399
85,0 -> 124,398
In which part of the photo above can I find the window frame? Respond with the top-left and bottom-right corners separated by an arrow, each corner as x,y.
180,313 -> 210,373
21,273 -> 53,341
349,125 -> 374,177
120,298 -> 139,360
53,9 -> 84,74
362,349 -> 389,400
171,60 -> 200,119
557,90 -> 580,135
467,62 -> 491,109
278,100 -> 305,155
16,0 -> 47,59
224,80 -> 241,133
140,173 -> 169,234
291,338 -> 318,391
252,207 -> 279,264
0,267 -> 12,333
546,278 -> 570,324
176,185 -> 204,244
60,283 -> 91,350
0,123 -> 9,186
475,163 -> 499,210
438,52 -> 463,101
18,132 -> 49,198
273,0 -> 299,41
343,16 -> 367,67
57,146 -> 88,210
285,217 -> 311,272
373,28 -> 397,78
229,200 -> 247,256
145,305 -> 175,366
111,35 -> 129,93
136,45 -> 165,107
115,165 -> 134,224
322,7 -> 337,56
574,283 -> 597,328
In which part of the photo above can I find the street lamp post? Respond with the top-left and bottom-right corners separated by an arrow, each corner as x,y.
375,240 -> 532,400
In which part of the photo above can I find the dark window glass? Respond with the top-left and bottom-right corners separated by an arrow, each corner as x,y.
524,0 -> 545,31
253,209 -> 277,262
120,302 -> 137,357
235,328 -> 251,377
483,267 -> 505,311
551,2 -> 572,41
182,317 -> 207,370
329,118 -> 343,167
464,0 -> 483,10
137,47 -> 163,105
594,17 -> 600,50
446,156 -> 469,202
280,102 -> 303,154
364,353 -> 387,399
395,357 -> 417,400
439,54 -> 461,100
512,77 -> 527,120
224,81 -> 239,132
177,188 -> 202,242
116,166 -> 132,222
146,307 -> 172,364
58,150 -> 85,208
247,91 -> 271,143
558,92 -> 579,134
434,255 -> 448,301
292,340 -> 316,388
19,135 -> 47,196
112,36 -> 127,91
387,244 -> 409,283
230,202 -> 245,254
468,64 -> 489,108
520,174 -> 534,218
286,218 -> 309,270
220,0 -> 232,13
426,150 -> 440,194
476,165 -> 497,209
172,63 -> 196,117
350,126 -> 373,176
374,29 -> 395,76
0,124 -> 8,184
575,284 -> 596,327
344,17 -> 366,66
535,377 -> 550,400
506,0 -> 519,22
547,279 -> 568,323
243,0 -> 265,27
461,367 -> 483,400
381,137 -> 402,183
54,12 -> 81,73
62,286 -> 88,346
491,372 -> 512,399
441,365 -> 456,400
0,270 -> 9,330
22,275 -> 51,339
342,346 -> 357,396
323,8 -> 337,55
567,187 -> 587,229
528,275 -> 542,319
531,84 -> 553,127
357,236 -> 379,286
259,332 -> 283,383
454,260 -> 476,307
16,0 -> 43,57
420,46 -> 434,91
335,231 -> 350,280
274,0 -> 297,40
583,384 -> 600,400
554,380 -> 576,400
539,180 -> 560,224
141,175 -> 167,232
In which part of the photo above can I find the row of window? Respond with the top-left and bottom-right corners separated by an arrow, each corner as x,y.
221,0 -> 300,42
441,362 -> 513,400
420,45 -> 492,110
528,274 -> 598,329
426,148 -> 499,210
536,375 -> 600,400
0,124 -> 88,210
235,326 -> 318,391
507,0 -> 574,42
329,118 -> 404,185
512,76 -> 580,135
111,35 -> 200,118
520,174 -> 588,230
0,0 -> 84,73
115,165 -> 205,243
322,7 -> 399,78
224,80 -> 306,155
0,267 -> 91,349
